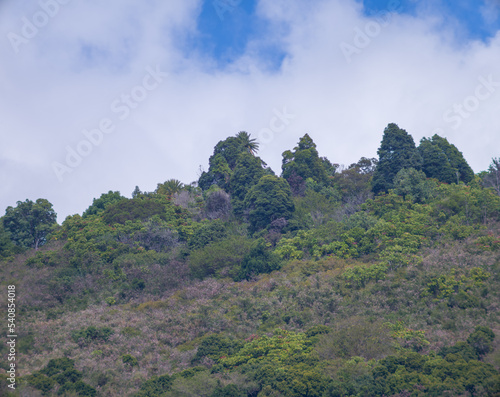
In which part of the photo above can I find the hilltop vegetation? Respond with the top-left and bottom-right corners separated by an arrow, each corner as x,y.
1,124 -> 500,396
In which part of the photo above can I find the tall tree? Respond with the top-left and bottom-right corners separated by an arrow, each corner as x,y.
236,131 -> 259,155
156,179 -> 184,197
199,133 -> 259,191
3,199 -> 57,249
372,123 -> 422,195
419,135 -> 474,184
282,134 -> 330,192
482,157 -> 500,195
229,152 -> 267,216
244,175 -> 294,233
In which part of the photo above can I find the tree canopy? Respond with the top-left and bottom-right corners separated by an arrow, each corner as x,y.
244,175 -> 295,233
419,134 -> 474,184
282,134 -> 331,188
372,123 -> 422,194
3,198 -> 57,249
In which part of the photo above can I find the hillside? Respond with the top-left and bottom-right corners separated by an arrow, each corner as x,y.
1,125 -> 500,396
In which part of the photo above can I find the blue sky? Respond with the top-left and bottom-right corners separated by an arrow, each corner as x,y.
1,0 -> 499,220
195,0 -> 500,69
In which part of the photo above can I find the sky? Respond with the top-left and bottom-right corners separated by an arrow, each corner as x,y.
1,0 -> 500,222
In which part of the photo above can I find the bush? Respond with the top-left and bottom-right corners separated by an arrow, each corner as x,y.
122,354 -> 139,367
193,334 -> 243,363
71,326 -> 114,345
189,236 -> 252,279
467,326 -> 495,357
238,238 -> 281,280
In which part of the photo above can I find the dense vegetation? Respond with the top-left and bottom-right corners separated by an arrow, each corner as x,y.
1,124 -> 499,396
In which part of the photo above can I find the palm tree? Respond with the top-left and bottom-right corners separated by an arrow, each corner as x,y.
236,131 -> 259,155
156,179 -> 184,197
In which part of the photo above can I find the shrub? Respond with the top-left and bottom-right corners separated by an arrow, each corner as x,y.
122,354 -> 139,367
467,326 -> 495,357
71,326 -> 114,345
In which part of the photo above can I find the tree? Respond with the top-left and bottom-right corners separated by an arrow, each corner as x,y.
3,199 -> 57,250
132,186 -> 142,198
482,157 -> 500,195
282,134 -> 331,192
82,191 -> 124,218
244,175 -> 295,233
419,135 -> 474,184
156,179 -> 184,197
418,138 -> 456,183
230,152 -> 266,216
333,157 -> 377,205
236,131 -> 259,155
372,123 -> 422,195
393,168 -> 435,203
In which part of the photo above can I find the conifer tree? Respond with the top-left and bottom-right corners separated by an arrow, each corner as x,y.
372,123 -> 422,194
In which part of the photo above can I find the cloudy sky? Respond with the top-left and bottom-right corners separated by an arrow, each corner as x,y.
1,0 -> 500,221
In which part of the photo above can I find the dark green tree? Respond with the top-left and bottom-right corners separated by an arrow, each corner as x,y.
199,133 -> 260,191
282,134 -> 330,192
419,135 -> 474,184
82,191 -> 124,218
230,152 -> 266,216
239,238 -> 282,280
0,221 -> 16,257
3,199 -> 57,250
244,175 -> 294,233
372,123 -> 422,194
418,138 -> 456,183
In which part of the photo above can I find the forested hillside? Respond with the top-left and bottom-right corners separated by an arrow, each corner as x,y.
1,124 -> 499,396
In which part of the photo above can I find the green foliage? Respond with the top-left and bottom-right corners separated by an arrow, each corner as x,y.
220,329 -> 313,368
467,326 -> 495,357
386,321 -> 430,352
199,132 -> 261,191
188,219 -> 227,250
230,152 -> 266,216
3,198 -> 57,249
342,263 -> 388,288
25,249 -> 60,267
82,190 -> 124,218
193,334 -> 243,363
282,134 -> 330,192
393,167 -> 436,203
155,179 -> 184,197
372,123 -> 422,195
244,175 -> 294,233
316,318 -> 394,360
122,354 -> 139,367
102,197 -> 170,225
136,374 -> 172,397
189,236 -> 252,279
239,238 -> 282,280
27,357 -> 96,396
419,134 -> 474,184
71,326 -> 114,345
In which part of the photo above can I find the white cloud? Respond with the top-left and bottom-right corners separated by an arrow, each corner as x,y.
1,0 -> 499,221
